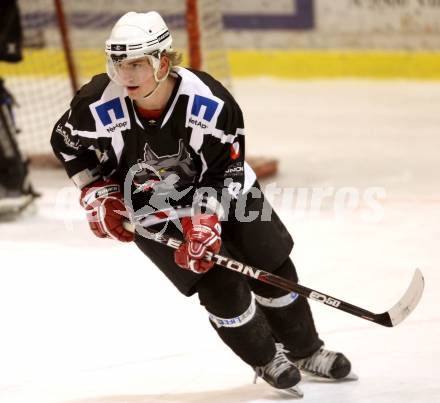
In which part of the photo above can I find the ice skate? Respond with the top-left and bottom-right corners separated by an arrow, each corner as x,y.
294,347 -> 358,381
254,343 -> 303,398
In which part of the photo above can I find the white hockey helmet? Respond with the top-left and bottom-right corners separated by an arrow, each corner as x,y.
105,11 -> 173,61
105,11 -> 173,87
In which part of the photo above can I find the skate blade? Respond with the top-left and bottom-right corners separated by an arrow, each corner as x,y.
343,371 -> 359,381
278,385 -> 304,398
302,370 -> 358,383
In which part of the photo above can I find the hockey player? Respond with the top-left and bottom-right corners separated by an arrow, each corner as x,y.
0,0 -> 38,218
50,11 -> 353,395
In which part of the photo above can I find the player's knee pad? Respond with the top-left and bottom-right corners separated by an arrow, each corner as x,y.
254,291 -> 300,310
207,293 -> 257,329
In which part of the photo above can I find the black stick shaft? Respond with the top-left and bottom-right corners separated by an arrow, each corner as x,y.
142,230 -> 393,327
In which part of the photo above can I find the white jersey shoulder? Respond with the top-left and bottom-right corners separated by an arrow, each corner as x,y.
168,67 -> 239,154
88,80 -> 131,137
171,67 -> 224,130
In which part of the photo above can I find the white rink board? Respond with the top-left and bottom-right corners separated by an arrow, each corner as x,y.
318,0 -> 440,34
0,78 -> 439,403
17,0 -> 440,50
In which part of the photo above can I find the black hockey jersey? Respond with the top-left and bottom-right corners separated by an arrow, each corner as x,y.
50,67 -> 256,217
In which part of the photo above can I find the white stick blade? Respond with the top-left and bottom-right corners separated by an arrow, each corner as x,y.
388,268 -> 424,326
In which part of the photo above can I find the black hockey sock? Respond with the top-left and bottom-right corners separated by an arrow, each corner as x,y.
196,266 -> 276,367
250,258 -> 324,359
208,303 -> 276,367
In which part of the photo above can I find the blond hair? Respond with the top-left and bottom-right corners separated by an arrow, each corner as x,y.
164,50 -> 183,67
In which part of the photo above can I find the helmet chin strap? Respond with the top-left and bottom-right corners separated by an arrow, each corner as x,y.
141,80 -> 162,100
142,60 -> 171,100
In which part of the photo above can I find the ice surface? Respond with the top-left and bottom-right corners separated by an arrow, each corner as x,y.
0,79 -> 439,403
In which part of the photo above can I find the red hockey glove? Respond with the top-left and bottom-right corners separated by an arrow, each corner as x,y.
174,214 -> 221,273
80,179 -> 134,242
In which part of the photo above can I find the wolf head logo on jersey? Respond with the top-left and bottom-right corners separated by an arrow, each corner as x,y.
133,139 -> 197,192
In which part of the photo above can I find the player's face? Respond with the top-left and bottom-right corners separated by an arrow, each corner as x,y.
115,57 -> 155,99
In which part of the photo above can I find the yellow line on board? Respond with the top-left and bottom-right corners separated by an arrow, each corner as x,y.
1,49 -> 440,79
229,50 -> 440,79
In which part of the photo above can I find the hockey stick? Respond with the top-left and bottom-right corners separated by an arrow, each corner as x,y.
123,221 -> 424,327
